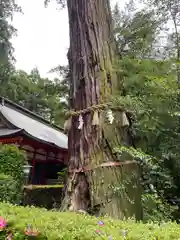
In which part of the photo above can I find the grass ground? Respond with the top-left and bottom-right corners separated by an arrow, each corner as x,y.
0,202 -> 180,239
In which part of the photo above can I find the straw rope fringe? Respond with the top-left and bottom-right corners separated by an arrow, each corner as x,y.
65,102 -> 126,118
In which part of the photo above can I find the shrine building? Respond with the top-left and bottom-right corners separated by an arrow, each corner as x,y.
0,97 -> 68,185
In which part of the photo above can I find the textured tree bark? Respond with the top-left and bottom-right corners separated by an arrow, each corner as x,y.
62,0 -> 132,215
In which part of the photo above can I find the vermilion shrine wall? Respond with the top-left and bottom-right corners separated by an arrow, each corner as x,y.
0,135 -> 68,184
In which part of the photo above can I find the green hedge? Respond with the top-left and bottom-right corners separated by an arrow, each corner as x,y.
0,144 -> 26,203
23,185 -> 63,209
0,202 -> 180,239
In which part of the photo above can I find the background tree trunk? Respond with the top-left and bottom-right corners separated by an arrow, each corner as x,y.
62,0 -> 141,218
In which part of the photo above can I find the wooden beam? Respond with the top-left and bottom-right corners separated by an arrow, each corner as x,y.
0,136 -> 23,144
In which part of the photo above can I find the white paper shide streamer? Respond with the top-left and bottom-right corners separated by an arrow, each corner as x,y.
78,114 -> 84,129
106,109 -> 114,124
92,111 -> 100,126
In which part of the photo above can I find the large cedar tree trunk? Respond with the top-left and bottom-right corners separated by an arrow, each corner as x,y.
62,0 -> 137,217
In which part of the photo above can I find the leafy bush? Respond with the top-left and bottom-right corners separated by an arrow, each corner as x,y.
142,193 -> 177,222
57,168 -> 67,185
0,173 -> 18,203
0,202 -> 180,239
0,144 -> 26,203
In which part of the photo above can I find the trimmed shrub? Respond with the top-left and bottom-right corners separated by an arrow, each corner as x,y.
0,144 -> 26,203
23,185 -> 64,209
0,173 -> 18,203
0,203 -> 180,239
